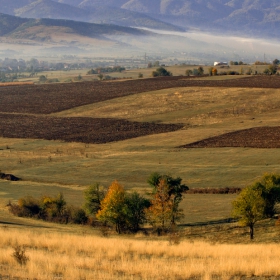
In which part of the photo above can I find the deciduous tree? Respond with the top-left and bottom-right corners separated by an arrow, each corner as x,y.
232,186 -> 265,240
252,173 -> 280,217
152,67 -> 172,77
148,172 -> 188,225
84,183 -> 105,215
146,179 -> 173,233
96,181 -> 126,234
125,192 -> 150,232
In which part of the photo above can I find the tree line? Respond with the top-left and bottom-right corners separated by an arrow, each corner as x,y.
8,172 -> 188,235
8,173 -> 280,240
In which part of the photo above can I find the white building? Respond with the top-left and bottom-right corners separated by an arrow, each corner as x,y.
214,62 -> 228,66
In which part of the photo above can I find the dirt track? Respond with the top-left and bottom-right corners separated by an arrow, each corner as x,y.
180,127 -> 280,149
1,75 -> 280,114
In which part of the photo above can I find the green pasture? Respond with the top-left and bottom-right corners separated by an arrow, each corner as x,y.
1,84 -> 280,225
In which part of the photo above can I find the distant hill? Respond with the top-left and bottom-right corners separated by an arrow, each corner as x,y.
0,13 -> 29,36
0,14 -> 149,40
0,0 -> 182,31
73,0 -> 280,37
1,0 -> 280,37
14,0 -> 91,21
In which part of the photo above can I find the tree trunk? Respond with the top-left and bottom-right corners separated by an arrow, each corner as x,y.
249,225 -> 254,240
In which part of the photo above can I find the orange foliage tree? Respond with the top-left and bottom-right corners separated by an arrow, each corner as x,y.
96,181 -> 127,234
145,179 -> 174,233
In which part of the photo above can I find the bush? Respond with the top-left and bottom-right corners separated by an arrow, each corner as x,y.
227,71 -> 239,75
17,196 -> 41,217
12,245 -> 29,266
39,75 -> 47,82
152,67 -> 172,77
68,206 -> 88,224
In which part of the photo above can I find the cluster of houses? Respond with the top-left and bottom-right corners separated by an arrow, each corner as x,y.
0,58 -> 96,73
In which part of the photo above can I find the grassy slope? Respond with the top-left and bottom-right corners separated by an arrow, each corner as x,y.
1,221 -> 280,279
1,82 -> 280,225
1,77 -> 280,279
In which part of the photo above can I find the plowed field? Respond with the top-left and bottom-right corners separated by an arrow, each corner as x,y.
1,75 -> 280,144
1,75 -> 280,114
0,113 -> 183,144
180,127 -> 280,149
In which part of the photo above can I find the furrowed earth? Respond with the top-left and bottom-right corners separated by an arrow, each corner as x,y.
1,75 -> 280,144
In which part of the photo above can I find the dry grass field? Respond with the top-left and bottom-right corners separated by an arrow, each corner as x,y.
1,223 -> 280,280
0,82 -> 34,86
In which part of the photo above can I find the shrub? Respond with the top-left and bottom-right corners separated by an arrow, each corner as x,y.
39,75 -> 47,82
68,206 -> 88,224
227,71 -> 239,75
17,196 -> 41,217
152,67 -> 172,77
12,245 -> 29,266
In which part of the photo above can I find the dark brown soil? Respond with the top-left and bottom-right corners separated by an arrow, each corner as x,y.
1,75 -> 280,114
180,127 -> 280,149
0,113 -> 183,144
0,172 -> 20,181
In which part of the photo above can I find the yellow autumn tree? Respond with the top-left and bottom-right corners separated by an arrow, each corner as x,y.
96,181 -> 126,234
145,179 -> 173,233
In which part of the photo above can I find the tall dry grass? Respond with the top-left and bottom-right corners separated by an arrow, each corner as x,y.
0,226 -> 280,279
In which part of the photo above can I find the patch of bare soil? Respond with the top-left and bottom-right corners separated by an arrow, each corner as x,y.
0,113 -> 183,144
0,172 -> 20,181
180,126 -> 280,148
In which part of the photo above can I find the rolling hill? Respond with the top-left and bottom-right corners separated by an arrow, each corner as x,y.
0,13 -> 149,39
1,0 -> 280,36
0,0 -> 182,31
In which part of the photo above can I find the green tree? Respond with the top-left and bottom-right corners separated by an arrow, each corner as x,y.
125,192 -> 150,232
84,183 -> 105,216
96,181 -> 127,234
208,67 -> 213,76
232,186 -> 265,240
197,66 -> 204,76
185,69 -> 192,76
152,67 -> 172,77
273,59 -> 279,65
268,64 -> 278,75
39,75 -> 47,82
252,174 -> 280,217
148,173 -> 188,225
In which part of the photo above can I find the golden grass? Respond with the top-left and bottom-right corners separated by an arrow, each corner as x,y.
0,82 -> 34,86
53,87 -> 280,127
1,226 -> 280,279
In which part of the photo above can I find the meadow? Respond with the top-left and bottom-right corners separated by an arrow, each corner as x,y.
1,73 -> 280,279
1,223 -> 280,280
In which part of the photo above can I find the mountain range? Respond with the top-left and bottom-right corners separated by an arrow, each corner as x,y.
1,0 -> 280,37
